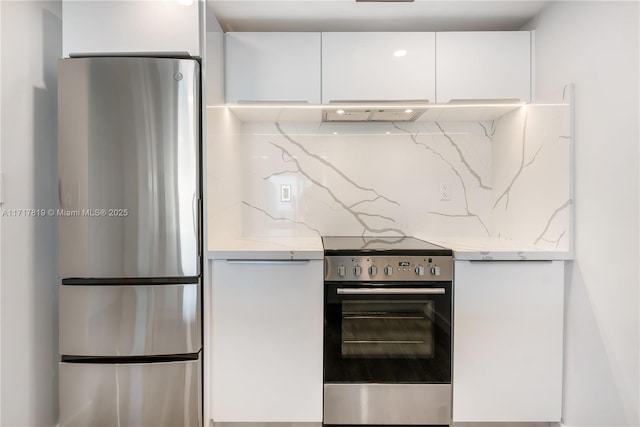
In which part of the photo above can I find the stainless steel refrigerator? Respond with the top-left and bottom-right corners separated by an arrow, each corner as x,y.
57,57 -> 202,427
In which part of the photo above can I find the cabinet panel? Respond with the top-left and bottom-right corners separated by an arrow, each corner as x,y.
453,260 -> 563,422
225,32 -> 321,103
322,32 -> 436,102
63,1 -> 200,57
436,31 -> 531,102
211,260 -> 323,422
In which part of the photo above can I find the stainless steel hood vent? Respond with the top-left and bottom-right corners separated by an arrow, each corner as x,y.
323,108 -> 426,122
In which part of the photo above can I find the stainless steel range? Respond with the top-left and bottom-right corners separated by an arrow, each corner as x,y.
322,236 -> 453,426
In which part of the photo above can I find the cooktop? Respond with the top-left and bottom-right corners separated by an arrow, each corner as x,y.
322,236 -> 452,255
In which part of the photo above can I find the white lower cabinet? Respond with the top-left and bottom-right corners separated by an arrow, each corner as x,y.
453,260 -> 564,422
211,259 -> 323,422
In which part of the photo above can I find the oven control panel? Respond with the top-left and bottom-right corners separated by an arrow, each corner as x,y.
325,255 -> 452,282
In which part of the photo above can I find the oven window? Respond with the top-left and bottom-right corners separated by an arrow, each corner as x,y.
324,282 -> 452,384
341,300 -> 434,358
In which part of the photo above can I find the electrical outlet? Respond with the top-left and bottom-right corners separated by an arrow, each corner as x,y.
440,183 -> 451,201
280,184 -> 291,202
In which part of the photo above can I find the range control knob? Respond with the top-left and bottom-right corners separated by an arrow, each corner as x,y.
369,265 -> 378,276
338,265 -> 346,277
384,265 -> 394,276
430,265 -> 441,276
415,265 -> 425,276
354,265 -> 362,276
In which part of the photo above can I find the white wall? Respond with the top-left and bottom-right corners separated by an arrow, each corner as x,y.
206,2 -> 244,246
0,1 -> 61,426
526,2 -> 639,426
0,0 -> 3,422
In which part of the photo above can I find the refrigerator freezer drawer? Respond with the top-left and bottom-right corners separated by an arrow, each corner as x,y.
60,283 -> 201,357
58,57 -> 200,279
59,358 -> 202,427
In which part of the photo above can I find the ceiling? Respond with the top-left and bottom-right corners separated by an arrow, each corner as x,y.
206,0 -> 550,32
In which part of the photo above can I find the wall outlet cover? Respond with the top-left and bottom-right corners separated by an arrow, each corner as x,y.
281,184 -> 292,202
440,183 -> 451,201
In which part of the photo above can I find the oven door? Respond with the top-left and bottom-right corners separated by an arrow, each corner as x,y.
324,281 -> 451,384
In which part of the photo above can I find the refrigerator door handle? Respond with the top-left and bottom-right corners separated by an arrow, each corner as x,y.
195,196 -> 202,259
192,193 -> 198,235
58,178 -> 63,209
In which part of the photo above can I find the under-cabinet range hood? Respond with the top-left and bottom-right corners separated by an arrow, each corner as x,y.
323,107 -> 426,122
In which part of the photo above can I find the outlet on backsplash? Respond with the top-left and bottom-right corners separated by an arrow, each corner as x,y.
440,183 -> 451,201
281,184 -> 292,202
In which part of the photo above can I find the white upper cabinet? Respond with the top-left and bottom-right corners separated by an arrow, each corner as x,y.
223,31 -> 531,107
62,1 -> 201,58
321,32 -> 436,103
436,31 -> 531,103
225,32 -> 321,103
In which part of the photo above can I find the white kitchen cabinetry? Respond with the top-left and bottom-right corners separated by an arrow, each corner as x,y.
453,260 -> 563,422
62,1 -> 201,58
225,32 -> 321,103
321,32 -> 436,102
436,31 -> 531,103
211,259 -> 323,422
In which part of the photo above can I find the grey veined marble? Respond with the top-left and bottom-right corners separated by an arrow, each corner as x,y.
208,86 -> 572,252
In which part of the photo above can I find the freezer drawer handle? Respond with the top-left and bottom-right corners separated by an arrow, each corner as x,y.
61,354 -> 199,364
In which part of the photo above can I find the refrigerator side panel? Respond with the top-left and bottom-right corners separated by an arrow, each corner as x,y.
59,358 -> 202,427
58,57 -> 200,279
59,283 -> 201,357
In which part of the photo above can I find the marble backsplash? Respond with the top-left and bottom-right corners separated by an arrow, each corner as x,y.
207,87 -> 572,251
492,86 -> 573,250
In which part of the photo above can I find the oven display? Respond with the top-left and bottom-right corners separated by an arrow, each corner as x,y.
398,261 -> 411,267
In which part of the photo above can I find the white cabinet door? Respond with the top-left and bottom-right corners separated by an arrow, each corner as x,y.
211,259 -> 323,422
436,31 -> 531,103
322,32 -> 436,102
225,32 -> 321,103
453,260 -> 563,422
63,1 -> 201,58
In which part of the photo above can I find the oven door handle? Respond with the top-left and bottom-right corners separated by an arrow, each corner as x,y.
336,288 -> 446,295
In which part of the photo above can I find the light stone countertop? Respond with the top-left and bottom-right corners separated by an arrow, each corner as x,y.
207,235 -> 573,262
207,236 -> 324,260
426,237 -> 574,261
